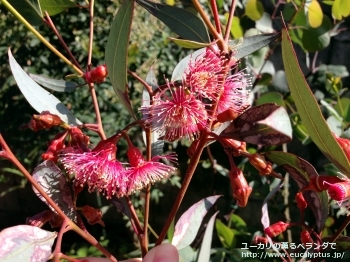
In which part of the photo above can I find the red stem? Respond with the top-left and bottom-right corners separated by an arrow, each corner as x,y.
44,11 -> 83,72
210,0 -> 222,35
155,130 -> 209,245
0,134 -> 117,261
224,0 -> 237,42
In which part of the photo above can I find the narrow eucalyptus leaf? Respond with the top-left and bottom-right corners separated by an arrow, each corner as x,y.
8,49 -> 82,125
29,73 -> 78,92
105,0 -> 135,117
136,0 -> 210,43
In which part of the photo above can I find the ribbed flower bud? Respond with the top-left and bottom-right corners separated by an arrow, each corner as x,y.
84,64 -> 108,84
21,111 -> 63,131
264,221 -> 290,238
247,153 -> 272,175
229,167 -> 252,207
327,182 -> 350,201
334,134 -> 350,161
42,131 -> 68,162
221,138 -> 246,156
68,127 -> 90,151
295,192 -> 307,211
253,236 -> 269,245
300,230 -> 313,246
127,145 -> 145,167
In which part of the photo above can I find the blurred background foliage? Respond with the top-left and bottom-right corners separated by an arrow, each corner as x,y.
1,0 -> 350,260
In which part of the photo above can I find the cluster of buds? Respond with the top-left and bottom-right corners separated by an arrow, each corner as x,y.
229,166 -> 252,207
84,64 -> 108,84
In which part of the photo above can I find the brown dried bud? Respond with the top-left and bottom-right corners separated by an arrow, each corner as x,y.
81,205 -> 105,226
21,111 -> 63,131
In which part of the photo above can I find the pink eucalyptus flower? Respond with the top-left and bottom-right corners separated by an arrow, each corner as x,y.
184,48 -> 225,101
125,146 -> 177,195
141,84 -> 209,142
59,138 -> 127,198
216,72 -> 251,118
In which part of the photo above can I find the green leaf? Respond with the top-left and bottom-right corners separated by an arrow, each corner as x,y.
256,92 -> 285,107
307,0 -> 323,28
105,0 -> 135,117
281,27 -> 350,176
290,113 -> 312,145
334,98 -> 350,123
332,0 -> 350,20
264,151 -> 329,231
168,37 -> 212,48
215,219 -> 235,249
136,0 -> 210,43
8,0 -> 43,25
225,14 -> 243,39
301,16 -> 331,51
39,0 -> 76,16
245,0 -> 264,21
231,33 -> 280,60
29,73 -> 78,92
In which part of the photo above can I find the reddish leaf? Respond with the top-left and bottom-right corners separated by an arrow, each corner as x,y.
32,160 -> 76,222
171,195 -> 221,250
220,103 -> 292,146
0,225 -> 56,261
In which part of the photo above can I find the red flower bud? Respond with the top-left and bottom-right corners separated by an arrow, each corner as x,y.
300,230 -> 313,246
221,138 -> 246,156
81,205 -> 105,226
253,236 -> 269,245
127,146 -> 145,167
264,221 -> 290,238
247,153 -> 272,175
295,192 -> 307,211
334,134 -> 350,161
42,131 -> 68,162
68,127 -> 90,151
327,182 -> 350,201
302,175 -> 345,192
217,108 -> 241,123
229,167 -> 252,207
84,65 -> 108,84
21,111 -> 63,131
